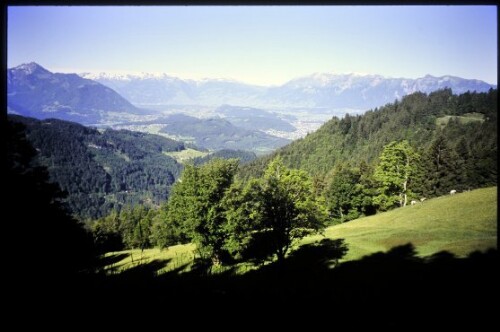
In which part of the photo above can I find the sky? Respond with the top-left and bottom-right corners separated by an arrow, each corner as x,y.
8,6 -> 498,86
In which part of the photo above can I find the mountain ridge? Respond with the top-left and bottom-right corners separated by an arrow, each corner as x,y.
78,65 -> 496,109
81,68 -> 496,87
7,63 -> 143,124
9,62 -> 495,112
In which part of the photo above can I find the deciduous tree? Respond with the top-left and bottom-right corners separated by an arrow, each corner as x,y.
374,140 -> 420,209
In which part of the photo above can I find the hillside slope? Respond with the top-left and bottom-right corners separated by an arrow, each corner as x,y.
160,114 -> 289,154
9,115 -> 184,219
239,89 -> 497,194
105,187 -> 497,274
312,186 -> 497,261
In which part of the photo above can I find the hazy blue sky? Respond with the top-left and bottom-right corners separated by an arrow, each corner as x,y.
8,6 -> 497,85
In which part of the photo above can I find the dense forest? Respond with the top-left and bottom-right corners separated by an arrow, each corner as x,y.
159,113 -> 289,152
192,149 -> 257,166
6,119 -> 97,281
240,88 -> 497,191
8,115 -> 184,220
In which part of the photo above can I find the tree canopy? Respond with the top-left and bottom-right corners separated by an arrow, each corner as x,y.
224,158 -> 327,262
373,140 -> 419,209
159,159 -> 240,263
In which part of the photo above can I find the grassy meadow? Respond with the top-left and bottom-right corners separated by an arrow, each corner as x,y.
103,186 -> 497,275
306,186 -> 497,261
436,112 -> 485,129
164,148 -> 209,163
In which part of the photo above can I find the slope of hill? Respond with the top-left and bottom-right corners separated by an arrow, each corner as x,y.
9,115 -> 184,220
215,104 -> 296,132
160,114 -> 289,154
103,187 -> 497,274
192,149 -> 257,166
309,186 -> 497,261
7,63 -> 143,124
239,89 -> 497,191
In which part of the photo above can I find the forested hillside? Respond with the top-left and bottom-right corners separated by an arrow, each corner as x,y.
240,89 -> 497,196
192,149 -> 257,166
9,115 -> 184,220
159,114 -> 289,153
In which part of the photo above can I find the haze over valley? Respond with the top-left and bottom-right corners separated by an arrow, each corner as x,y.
8,62 -> 495,155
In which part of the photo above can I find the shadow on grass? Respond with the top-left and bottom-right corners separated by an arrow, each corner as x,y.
52,239 -> 498,326
117,258 -> 172,280
95,253 -> 130,271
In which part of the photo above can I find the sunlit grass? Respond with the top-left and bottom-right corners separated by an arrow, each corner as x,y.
164,148 -> 209,163
103,243 -> 196,275
436,113 -> 485,128
309,186 -> 497,261
105,186 -> 497,274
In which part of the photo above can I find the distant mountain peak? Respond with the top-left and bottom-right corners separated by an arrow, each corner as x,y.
8,63 -> 139,124
81,70 -> 250,86
16,62 -> 494,111
12,62 -> 49,75
80,71 -> 177,81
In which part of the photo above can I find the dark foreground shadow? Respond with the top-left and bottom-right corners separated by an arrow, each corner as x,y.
95,253 -> 130,271
24,240 -> 498,327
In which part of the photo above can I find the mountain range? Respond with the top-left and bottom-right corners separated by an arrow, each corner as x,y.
7,63 -> 143,124
9,63 -> 496,121
83,70 -> 496,110
82,71 -> 266,107
7,62 -> 496,155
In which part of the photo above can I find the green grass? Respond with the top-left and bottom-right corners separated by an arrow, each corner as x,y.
103,243 -> 196,275
103,242 -> 257,275
164,148 -> 209,163
436,112 -> 485,128
308,186 -> 497,261
105,186 -> 497,274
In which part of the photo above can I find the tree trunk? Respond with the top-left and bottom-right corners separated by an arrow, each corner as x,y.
402,180 -> 408,206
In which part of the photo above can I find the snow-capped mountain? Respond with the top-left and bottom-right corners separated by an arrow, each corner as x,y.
81,71 -> 175,81
8,63 -> 141,124
84,70 -> 496,110
82,72 -> 266,106
261,72 -> 496,109
8,62 -> 496,125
